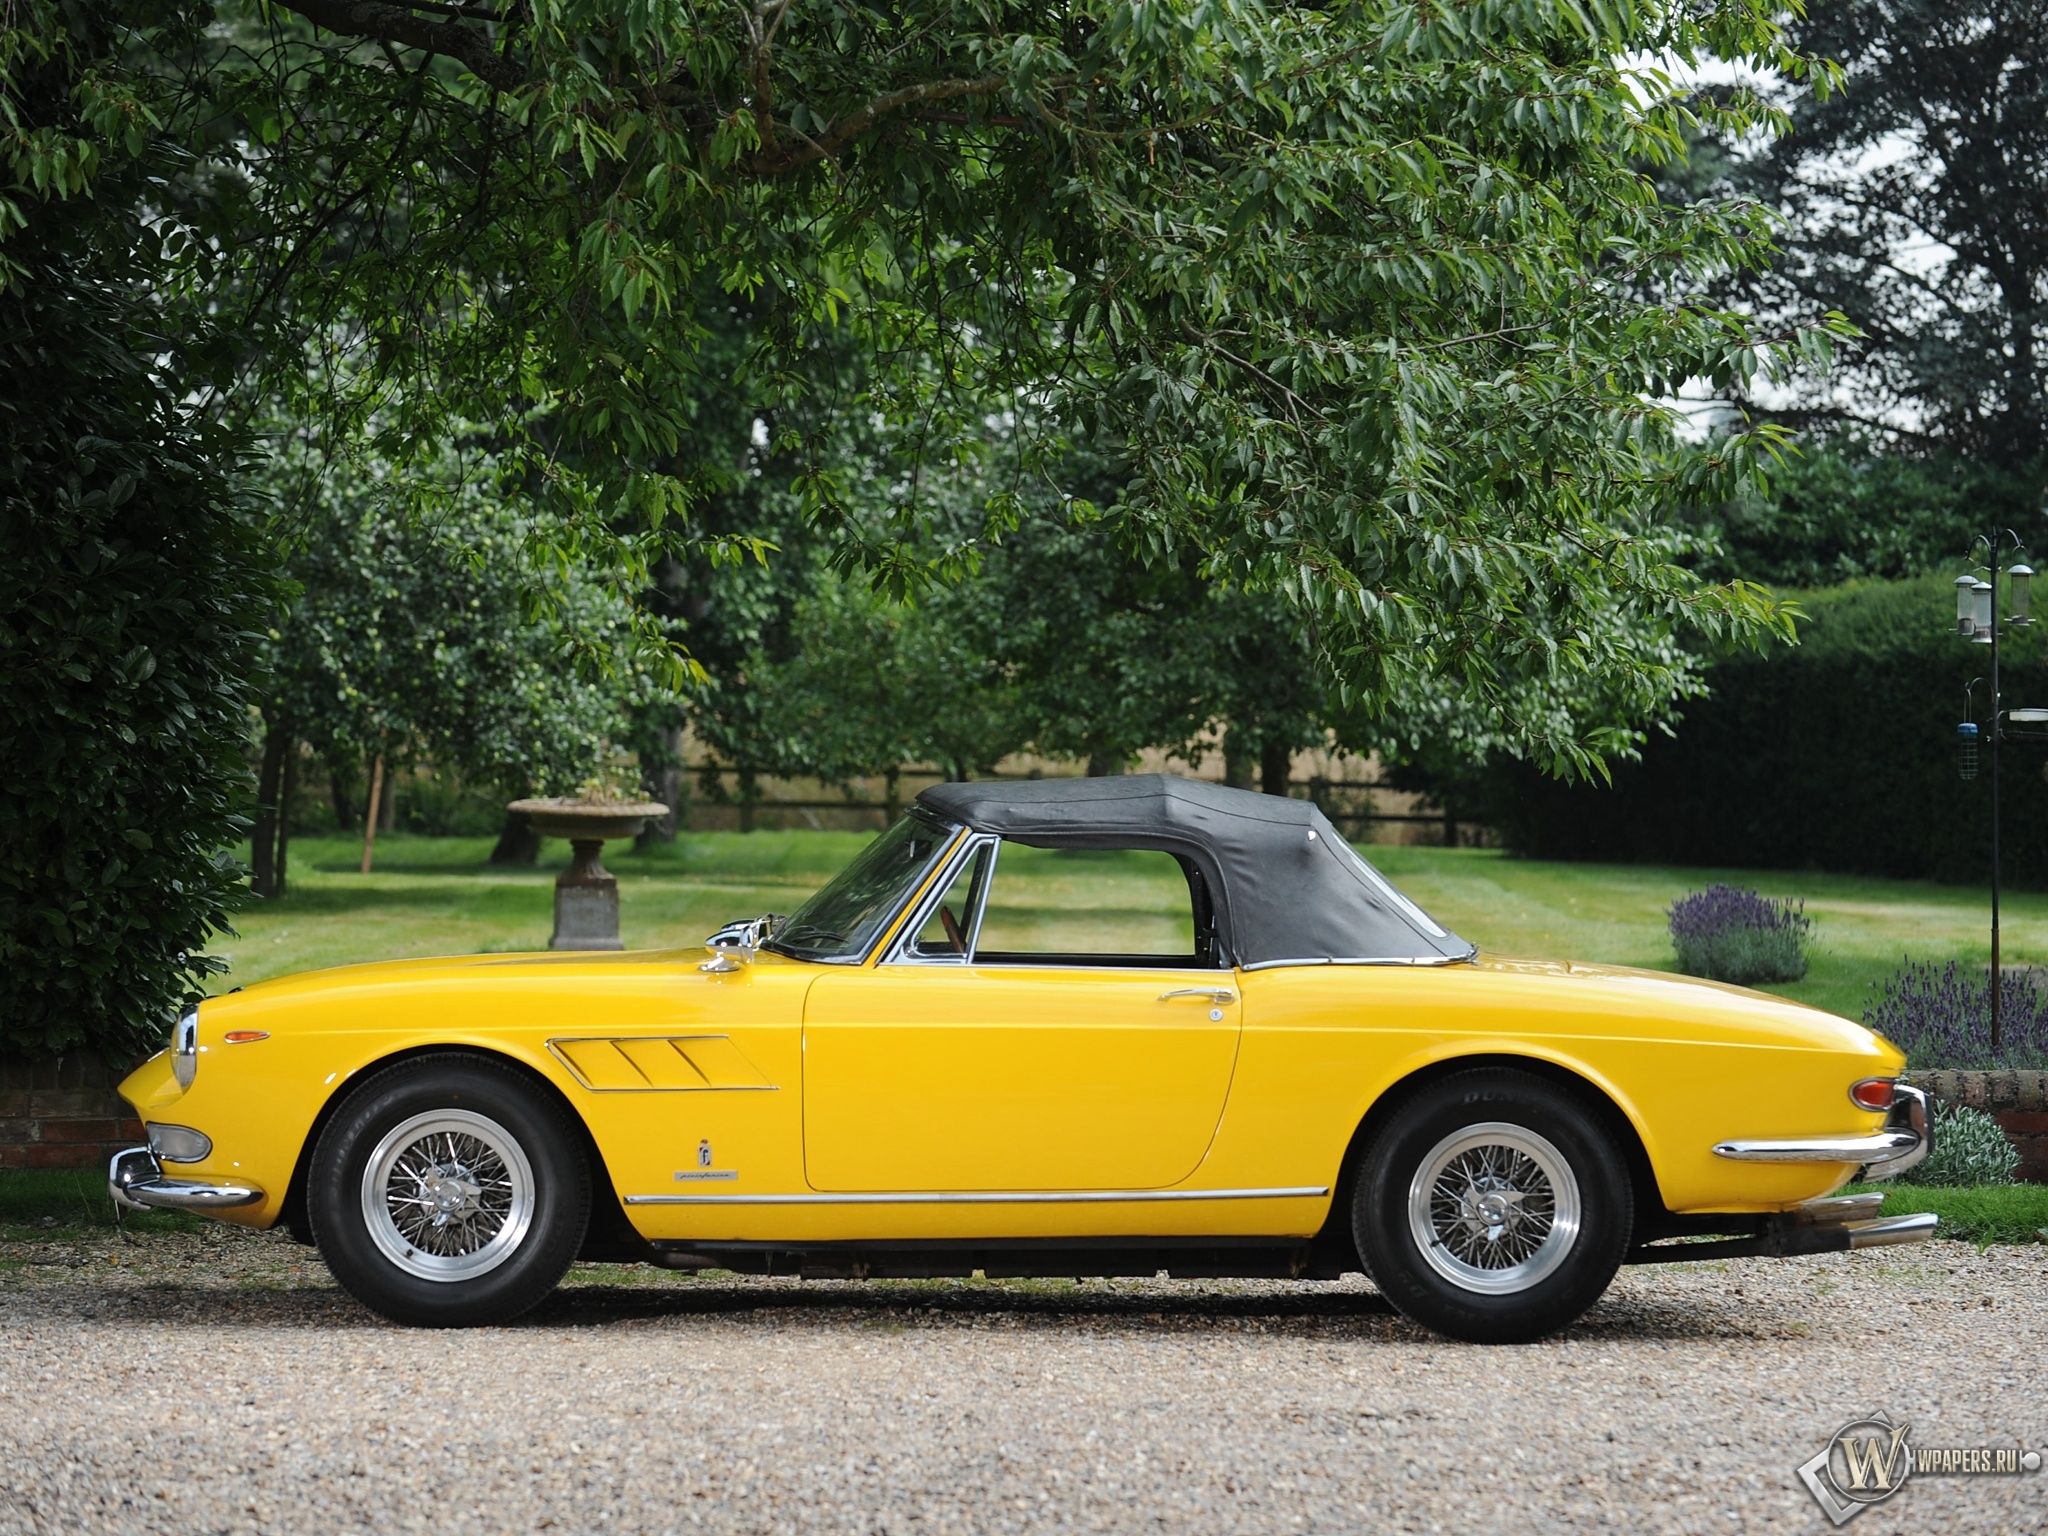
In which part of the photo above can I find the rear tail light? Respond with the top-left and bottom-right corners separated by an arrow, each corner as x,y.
1849,1078 -> 1898,1111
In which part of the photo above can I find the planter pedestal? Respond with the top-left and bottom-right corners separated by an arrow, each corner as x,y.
553,839 -> 623,950
507,799 -> 670,951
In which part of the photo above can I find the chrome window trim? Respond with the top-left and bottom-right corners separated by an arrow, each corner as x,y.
882,833 -> 1000,966
1239,951 -> 1478,971
623,1185 -> 1329,1206
892,836 -> 1234,972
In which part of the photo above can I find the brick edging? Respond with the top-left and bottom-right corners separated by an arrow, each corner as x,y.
0,1055 -> 146,1172
1903,1069 -> 2048,1184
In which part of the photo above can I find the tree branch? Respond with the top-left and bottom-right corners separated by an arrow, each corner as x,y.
271,0 -> 526,91
751,75 -> 1012,172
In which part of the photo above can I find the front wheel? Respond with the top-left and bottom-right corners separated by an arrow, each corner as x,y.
1353,1069 -> 1632,1344
309,1055 -> 590,1326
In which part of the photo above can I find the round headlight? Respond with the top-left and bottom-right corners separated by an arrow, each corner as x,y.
172,1007 -> 199,1089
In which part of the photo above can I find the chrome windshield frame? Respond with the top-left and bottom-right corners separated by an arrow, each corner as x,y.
761,806 -> 965,966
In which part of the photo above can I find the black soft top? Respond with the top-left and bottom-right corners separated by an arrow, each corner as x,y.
916,774 -> 1472,969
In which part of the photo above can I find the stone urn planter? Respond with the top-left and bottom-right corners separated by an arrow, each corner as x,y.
507,797 -> 670,951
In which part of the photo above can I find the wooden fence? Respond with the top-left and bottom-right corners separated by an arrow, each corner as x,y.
677,766 -> 1473,845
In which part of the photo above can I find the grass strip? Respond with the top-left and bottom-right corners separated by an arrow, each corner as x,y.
0,1168 -> 200,1235
1848,1181 -> 2048,1244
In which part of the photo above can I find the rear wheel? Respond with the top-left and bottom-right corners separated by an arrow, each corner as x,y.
309,1055 -> 590,1326
1353,1069 -> 1631,1344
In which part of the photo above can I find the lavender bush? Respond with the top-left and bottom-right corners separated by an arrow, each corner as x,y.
1668,884 -> 1811,985
1862,960 -> 2048,1070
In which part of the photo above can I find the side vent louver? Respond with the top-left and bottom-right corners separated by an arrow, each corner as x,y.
547,1036 -> 774,1092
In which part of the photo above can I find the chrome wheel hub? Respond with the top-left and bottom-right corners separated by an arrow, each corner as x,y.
361,1110 -> 535,1283
1407,1122 -> 1582,1296
420,1170 -> 482,1220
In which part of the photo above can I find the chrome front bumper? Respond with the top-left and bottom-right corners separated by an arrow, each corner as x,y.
1711,1083 -> 1932,1182
108,1147 -> 264,1213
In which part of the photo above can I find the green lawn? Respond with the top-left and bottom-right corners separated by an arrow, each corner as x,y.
1843,1182 -> 2048,1245
208,832 -> 2048,1025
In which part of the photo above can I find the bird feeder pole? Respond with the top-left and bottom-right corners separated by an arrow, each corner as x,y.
1961,540 -> 2035,1055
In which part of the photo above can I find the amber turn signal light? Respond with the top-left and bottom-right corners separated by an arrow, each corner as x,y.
1848,1077 -> 1897,1111
222,1030 -> 270,1045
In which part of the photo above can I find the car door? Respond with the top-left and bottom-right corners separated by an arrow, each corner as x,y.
801,837 -> 1243,1192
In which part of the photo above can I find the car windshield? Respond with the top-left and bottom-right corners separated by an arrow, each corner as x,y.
766,809 -> 958,962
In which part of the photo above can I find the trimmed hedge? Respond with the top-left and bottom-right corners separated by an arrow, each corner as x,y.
0,233 -> 276,1060
1476,575 -> 2048,885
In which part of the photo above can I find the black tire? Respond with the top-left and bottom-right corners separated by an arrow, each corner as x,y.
1352,1069 -> 1632,1344
309,1054 -> 591,1326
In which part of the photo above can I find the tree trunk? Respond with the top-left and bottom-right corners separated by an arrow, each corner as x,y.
250,720 -> 288,898
634,554 -> 690,850
1260,740 -> 1293,797
328,757 -> 356,831
275,737 -> 297,896
634,721 -> 685,850
491,809 -> 541,865
1221,731 -> 1255,790
360,753 -> 385,874
379,770 -> 398,832
1086,752 -> 1124,777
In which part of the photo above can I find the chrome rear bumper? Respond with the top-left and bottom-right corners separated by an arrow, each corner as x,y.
108,1147 -> 264,1213
1711,1083 -> 1932,1182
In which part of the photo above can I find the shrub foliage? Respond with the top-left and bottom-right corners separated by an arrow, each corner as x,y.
1667,883 -> 1810,984
1914,1103 -> 2022,1189
0,236 -> 274,1061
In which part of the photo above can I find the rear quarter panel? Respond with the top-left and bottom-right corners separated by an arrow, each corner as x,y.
1208,960 -> 1901,1213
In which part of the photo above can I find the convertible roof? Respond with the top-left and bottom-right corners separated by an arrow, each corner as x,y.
916,774 -> 1472,968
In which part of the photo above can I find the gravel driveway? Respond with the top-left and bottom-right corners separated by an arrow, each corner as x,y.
0,1227 -> 2042,1535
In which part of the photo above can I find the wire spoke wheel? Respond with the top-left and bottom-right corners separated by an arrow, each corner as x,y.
1406,1121 -> 1582,1296
361,1109 -> 536,1282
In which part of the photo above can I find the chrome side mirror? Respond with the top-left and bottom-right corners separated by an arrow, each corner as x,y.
699,914 -> 779,973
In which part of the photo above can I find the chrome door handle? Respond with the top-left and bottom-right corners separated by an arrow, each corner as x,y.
1158,988 -> 1235,1005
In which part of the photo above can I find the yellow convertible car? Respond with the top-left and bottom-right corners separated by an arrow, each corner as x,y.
109,776 -> 1935,1342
